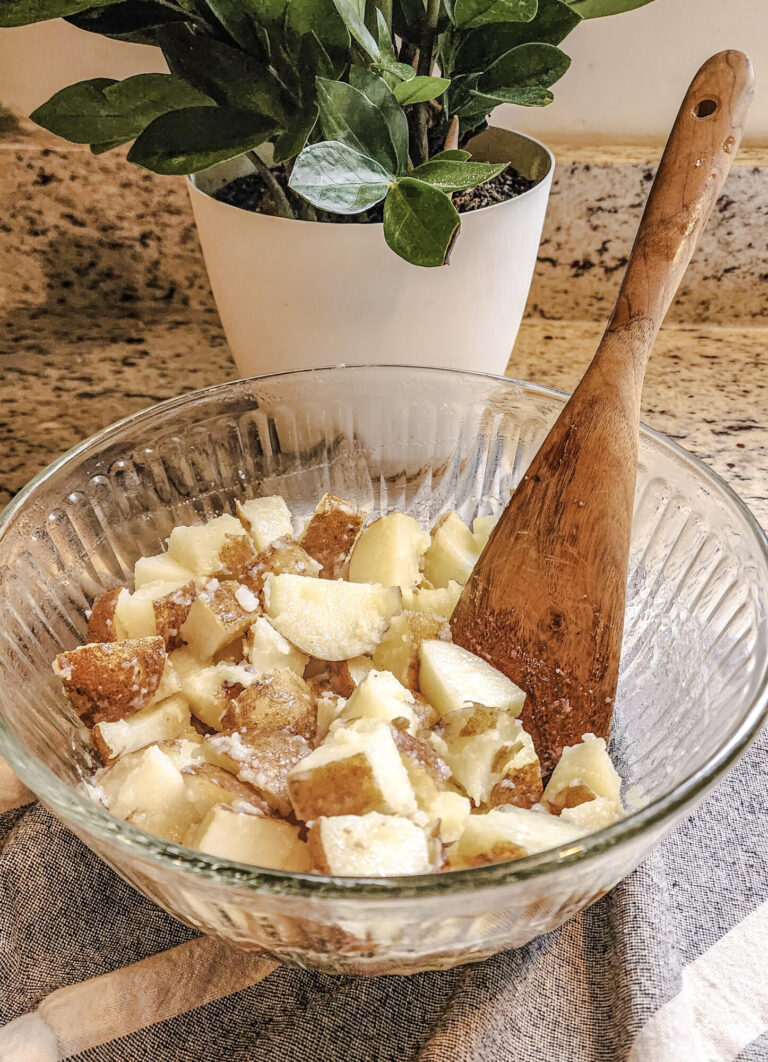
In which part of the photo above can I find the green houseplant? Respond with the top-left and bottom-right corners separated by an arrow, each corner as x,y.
3,0 -> 656,375
4,0 -> 655,266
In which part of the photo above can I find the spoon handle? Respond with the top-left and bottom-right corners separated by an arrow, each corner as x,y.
596,50 -> 754,385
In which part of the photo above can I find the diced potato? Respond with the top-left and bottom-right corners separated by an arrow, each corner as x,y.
114,580 -> 190,640
560,797 -> 624,832
433,706 -> 541,807
149,659 -> 183,703
134,553 -> 196,589
181,763 -> 270,817
299,493 -> 366,579
306,657 -> 373,699
288,720 -> 416,819
208,728 -> 313,816
471,514 -> 499,551
372,610 -> 450,690
236,496 -> 294,551
411,693 -> 439,730
449,806 -> 584,868
99,743 -> 198,843
309,812 -> 434,876
87,587 -> 125,643
188,804 -> 311,871
419,639 -> 525,719
392,728 -> 450,809
245,615 -> 308,677
244,538 -> 323,601
167,514 -> 249,578
180,579 -> 258,659
402,581 -> 463,620
315,691 -> 346,742
348,512 -> 430,591
92,693 -> 194,764
153,581 -> 197,652
424,791 -> 472,844
422,512 -> 480,588
264,573 -> 402,659
53,636 -> 167,726
338,669 -> 420,734
221,669 -> 316,739
542,734 -> 623,814
179,661 -> 257,730
217,533 -> 260,580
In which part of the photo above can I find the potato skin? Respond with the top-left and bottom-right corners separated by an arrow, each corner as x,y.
221,669 -> 316,741
87,587 -> 123,643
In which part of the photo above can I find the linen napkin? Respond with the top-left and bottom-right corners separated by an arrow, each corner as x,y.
0,739 -> 766,1062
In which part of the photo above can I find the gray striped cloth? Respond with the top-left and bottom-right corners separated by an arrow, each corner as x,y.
0,736 -> 766,1062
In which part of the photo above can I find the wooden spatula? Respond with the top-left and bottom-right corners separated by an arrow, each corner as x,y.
450,50 -> 754,775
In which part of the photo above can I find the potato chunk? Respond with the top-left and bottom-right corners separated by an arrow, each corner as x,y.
338,669 -> 420,734
348,512 -> 430,590
542,734 -> 622,814
315,691 -> 346,742
402,581 -> 463,620
54,636 -> 166,726
167,514 -> 250,578
208,728 -> 312,816
87,587 -> 124,643
236,496 -> 294,551
153,581 -> 197,652
92,693 -> 194,764
309,813 -> 434,876
98,743 -> 199,843
188,805 -> 311,871
471,515 -> 499,551
221,668 -> 316,740
177,661 -> 257,730
288,720 -> 416,819
419,639 -> 525,719
422,511 -> 480,588
113,581 -> 183,640
449,806 -> 584,868
244,538 -> 322,601
372,610 -> 450,690
181,579 -> 258,659
560,797 -> 624,832
181,763 -> 270,817
244,615 -> 308,677
433,706 -> 541,808
264,573 -> 402,659
134,553 -> 196,589
299,493 -> 366,578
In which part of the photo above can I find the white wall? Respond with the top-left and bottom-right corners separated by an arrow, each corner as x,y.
1,0 -> 766,140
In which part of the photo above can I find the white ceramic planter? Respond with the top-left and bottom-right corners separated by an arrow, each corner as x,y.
188,127 -> 554,377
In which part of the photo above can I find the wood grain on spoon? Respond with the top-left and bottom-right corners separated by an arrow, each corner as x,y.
451,50 -> 754,775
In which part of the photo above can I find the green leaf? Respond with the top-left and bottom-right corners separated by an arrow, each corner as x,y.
285,0 -> 350,53
273,110 -> 316,163
411,157 -> 506,191
331,0 -> 380,59
159,24 -> 284,121
0,0 -> 123,26
450,0 -> 581,73
393,75 -> 450,104
90,139 -> 125,155
453,0 -> 536,29
316,76 -> 408,176
202,0 -> 269,57
65,2 -> 188,45
476,41 -> 570,103
127,105 -> 273,174
566,0 -> 653,15
289,140 -> 392,213
383,178 -> 460,267
30,74 -> 214,146
430,148 -> 471,161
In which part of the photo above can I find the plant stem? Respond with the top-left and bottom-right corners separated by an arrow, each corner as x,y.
409,0 -> 441,165
443,114 -> 459,151
151,0 -> 218,37
246,150 -> 296,221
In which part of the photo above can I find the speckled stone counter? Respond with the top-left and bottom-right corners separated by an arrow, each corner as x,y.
1,125 -> 766,530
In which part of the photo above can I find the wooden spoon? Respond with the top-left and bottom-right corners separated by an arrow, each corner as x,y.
450,50 -> 754,775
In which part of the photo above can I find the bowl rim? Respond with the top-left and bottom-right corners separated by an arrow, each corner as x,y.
1,363 -> 767,900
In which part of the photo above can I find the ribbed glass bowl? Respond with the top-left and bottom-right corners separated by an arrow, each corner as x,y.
1,366 -> 767,976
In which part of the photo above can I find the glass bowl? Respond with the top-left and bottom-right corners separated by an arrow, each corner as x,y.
1,366 -> 766,976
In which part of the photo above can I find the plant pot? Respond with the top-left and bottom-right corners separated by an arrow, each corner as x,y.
188,127 -> 554,377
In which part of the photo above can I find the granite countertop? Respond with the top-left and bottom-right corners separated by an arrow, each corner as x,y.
1,125 -> 766,531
